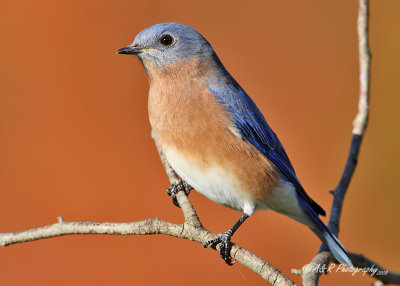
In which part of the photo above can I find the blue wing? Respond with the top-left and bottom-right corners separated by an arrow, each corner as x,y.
208,81 -> 326,217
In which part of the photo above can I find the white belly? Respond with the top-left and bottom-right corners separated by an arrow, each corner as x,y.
164,147 -> 256,215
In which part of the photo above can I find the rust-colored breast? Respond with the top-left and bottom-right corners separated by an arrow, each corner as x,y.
146,57 -> 279,203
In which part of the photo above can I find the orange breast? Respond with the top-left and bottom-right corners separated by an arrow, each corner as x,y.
146,57 -> 278,204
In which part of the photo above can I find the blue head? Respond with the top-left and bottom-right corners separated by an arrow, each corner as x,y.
117,23 -> 215,69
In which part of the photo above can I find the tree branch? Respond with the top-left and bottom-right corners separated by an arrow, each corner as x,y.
0,213 -> 294,285
0,216 -> 183,247
327,0 -> 371,239
293,1 -> 399,285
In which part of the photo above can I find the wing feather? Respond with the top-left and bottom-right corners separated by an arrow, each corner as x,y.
209,83 -> 326,217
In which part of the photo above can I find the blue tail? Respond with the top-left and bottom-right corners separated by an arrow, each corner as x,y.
297,195 -> 353,267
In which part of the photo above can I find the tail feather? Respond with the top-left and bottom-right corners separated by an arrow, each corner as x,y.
297,194 -> 353,267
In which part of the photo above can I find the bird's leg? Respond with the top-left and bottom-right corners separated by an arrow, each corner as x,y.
166,180 -> 192,207
204,213 -> 249,265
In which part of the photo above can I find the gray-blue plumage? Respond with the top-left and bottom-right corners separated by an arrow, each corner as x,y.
132,23 -> 214,67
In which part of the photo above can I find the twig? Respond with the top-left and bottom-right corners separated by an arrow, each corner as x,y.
327,0 -> 371,239
294,1 -> 399,285
328,0 -> 371,246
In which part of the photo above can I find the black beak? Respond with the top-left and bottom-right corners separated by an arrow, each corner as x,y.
117,45 -> 142,55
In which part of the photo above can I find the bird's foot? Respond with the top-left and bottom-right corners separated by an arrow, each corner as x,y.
166,180 -> 192,207
204,231 -> 235,266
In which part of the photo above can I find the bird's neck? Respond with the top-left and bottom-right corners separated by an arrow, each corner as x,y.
144,55 -> 218,86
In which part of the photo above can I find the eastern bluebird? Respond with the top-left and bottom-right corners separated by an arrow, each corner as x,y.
117,23 -> 353,267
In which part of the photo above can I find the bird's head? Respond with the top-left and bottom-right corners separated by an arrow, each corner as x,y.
117,23 -> 214,72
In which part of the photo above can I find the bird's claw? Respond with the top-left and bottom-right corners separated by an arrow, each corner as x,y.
204,232 -> 235,266
166,180 -> 192,207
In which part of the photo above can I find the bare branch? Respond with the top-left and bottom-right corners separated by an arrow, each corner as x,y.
294,252 -> 334,286
296,1 -> 399,285
0,217 -> 183,247
326,0 -> 370,244
0,215 -> 294,286
327,0 -> 371,239
353,0 -> 371,136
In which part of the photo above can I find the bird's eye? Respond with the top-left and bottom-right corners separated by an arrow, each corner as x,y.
160,34 -> 174,46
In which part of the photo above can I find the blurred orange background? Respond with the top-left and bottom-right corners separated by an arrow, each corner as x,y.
0,1 -> 399,285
